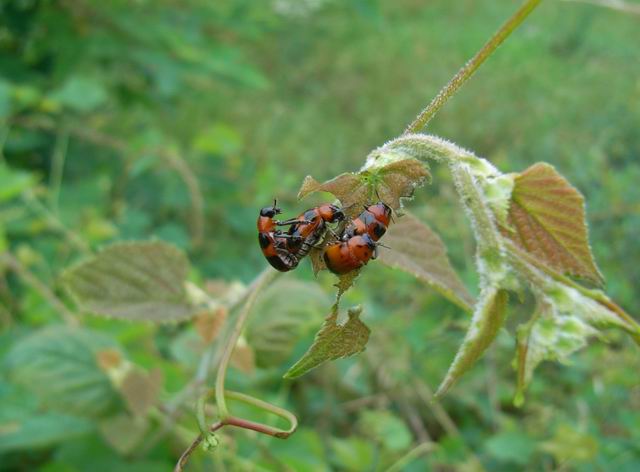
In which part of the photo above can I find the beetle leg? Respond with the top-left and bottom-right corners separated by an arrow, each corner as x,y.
275,218 -> 312,226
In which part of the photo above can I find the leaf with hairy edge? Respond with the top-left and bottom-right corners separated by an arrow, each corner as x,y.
503,163 -> 603,286
298,158 -> 429,214
284,305 -> 370,378
63,241 -> 197,322
373,158 -> 430,211
298,173 -> 369,219
435,288 -> 509,398
378,213 -> 474,311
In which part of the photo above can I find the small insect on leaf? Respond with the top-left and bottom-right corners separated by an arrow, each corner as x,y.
284,305 -> 370,379
502,163 -> 604,286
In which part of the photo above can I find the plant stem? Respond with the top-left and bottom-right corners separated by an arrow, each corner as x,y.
174,421 -> 224,472
1,251 -> 79,326
215,268 -> 276,419
385,442 -> 436,472
49,126 -> 69,215
403,0 -> 543,134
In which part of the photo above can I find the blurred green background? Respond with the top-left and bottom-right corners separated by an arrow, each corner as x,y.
1,0 -> 639,470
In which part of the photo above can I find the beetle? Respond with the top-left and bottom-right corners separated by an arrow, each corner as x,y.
257,202 -> 302,272
257,201 -> 345,272
343,202 -> 392,242
285,203 -> 345,258
323,233 -> 377,275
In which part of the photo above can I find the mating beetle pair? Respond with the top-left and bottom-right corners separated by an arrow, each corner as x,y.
257,201 -> 392,274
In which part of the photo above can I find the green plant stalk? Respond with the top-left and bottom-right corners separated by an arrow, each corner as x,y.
49,127 -> 69,215
403,0 -> 543,133
214,268 -> 276,419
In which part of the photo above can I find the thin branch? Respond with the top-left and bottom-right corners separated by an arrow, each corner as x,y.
214,269 -> 275,419
403,0 -> 543,133
385,442 -> 436,472
174,421 -> 224,472
49,126 -> 69,215
22,191 -> 92,256
1,252 -> 79,326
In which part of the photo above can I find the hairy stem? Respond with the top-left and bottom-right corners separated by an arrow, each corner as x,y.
403,0 -> 543,133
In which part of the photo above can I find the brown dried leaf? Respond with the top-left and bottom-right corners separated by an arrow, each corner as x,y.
231,340 -> 256,374
194,307 -> 227,344
120,368 -> 163,415
378,213 -> 474,311
503,163 -> 603,286
96,348 -> 124,371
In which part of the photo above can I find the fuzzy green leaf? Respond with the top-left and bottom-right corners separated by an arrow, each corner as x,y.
503,163 -> 603,286
284,305 -> 370,378
435,288 -> 509,398
378,213 -> 474,311
63,241 -> 196,322
0,413 -> 94,452
514,285 -> 640,406
246,280 -> 330,368
5,327 -> 121,418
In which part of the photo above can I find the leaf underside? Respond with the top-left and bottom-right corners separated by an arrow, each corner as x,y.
378,212 -> 474,311
435,288 -> 509,398
63,241 -> 196,322
284,305 -> 371,379
503,163 -> 603,286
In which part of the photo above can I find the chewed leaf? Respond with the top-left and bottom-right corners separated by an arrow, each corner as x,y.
298,173 -> 369,218
284,305 -> 370,378
435,288 -> 508,398
298,158 -> 428,216
63,241 -> 197,322
374,158 -> 430,210
378,213 -> 474,311
503,163 -> 603,286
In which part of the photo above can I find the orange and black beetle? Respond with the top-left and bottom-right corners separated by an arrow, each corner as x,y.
257,202 -> 345,272
257,202 -> 300,272
343,202 -> 392,241
286,204 -> 345,258
323,234 -> 377,275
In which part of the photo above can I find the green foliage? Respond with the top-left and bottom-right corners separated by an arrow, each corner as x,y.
1,0 -> 639,470
284,305 -> 370,378
5,327 -> 122,419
